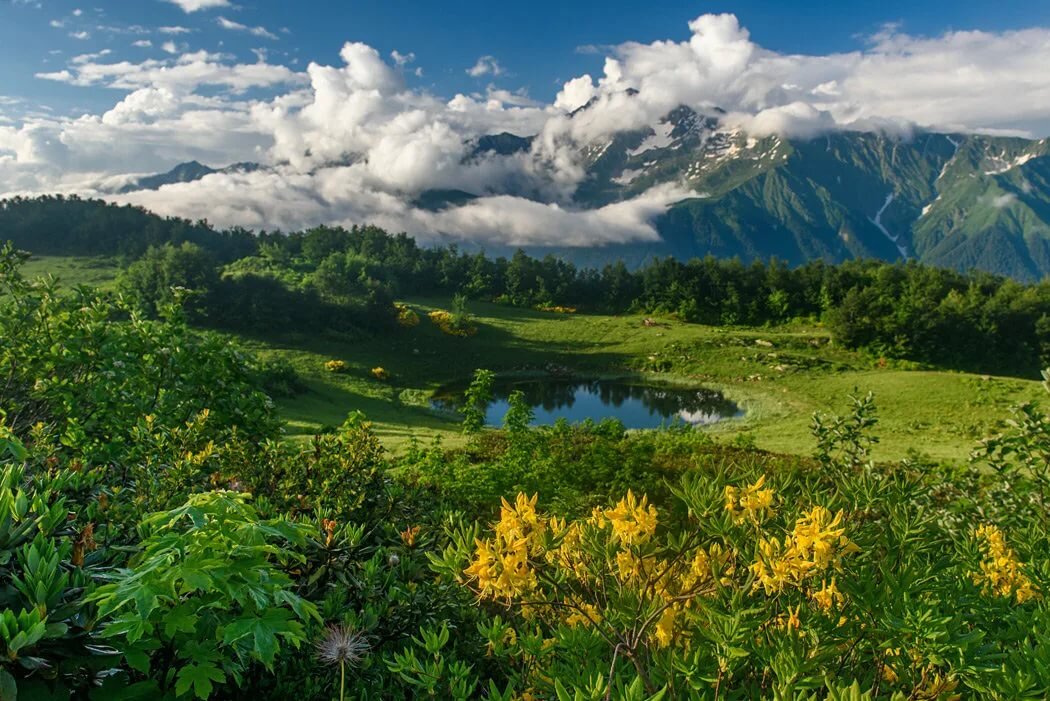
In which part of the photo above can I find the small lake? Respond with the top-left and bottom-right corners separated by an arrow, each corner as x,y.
431,377 -> 743,429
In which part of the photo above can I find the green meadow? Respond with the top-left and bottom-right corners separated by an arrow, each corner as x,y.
27,254 -> 1042,462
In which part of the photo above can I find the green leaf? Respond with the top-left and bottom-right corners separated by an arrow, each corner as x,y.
162,605 -> 199,639
174,661 -> 225,700
220,609 -> 295,666
124,647 -> 152,675
0,669 -> 16,701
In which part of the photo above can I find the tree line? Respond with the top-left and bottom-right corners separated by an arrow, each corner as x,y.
4,195 -> 1050,375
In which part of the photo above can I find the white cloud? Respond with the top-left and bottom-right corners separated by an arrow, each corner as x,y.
158,26 -> 193,35
467,55 -> 503,78
36,70 -> 74,82
32,51 -> 302,93
216,16 -> 278,41
69,30 -> 90,40
991,193 -> 1017,208
391,50 -> 415,67
161,41 -> 179,54
10,13 -> 1050,249
133,40 -> 153,48
543,13 -> 1050,144
163,0 -> 230,12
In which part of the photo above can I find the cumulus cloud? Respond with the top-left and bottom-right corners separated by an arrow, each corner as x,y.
163,0 -> 230,12
8,13 -> 1050,248
547,13 -> 1050,143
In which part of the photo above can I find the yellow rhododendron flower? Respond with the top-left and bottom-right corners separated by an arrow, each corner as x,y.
724,475 -> 776,524
751,507 -> 858,595
974,524 -> 1039,603
812,577 -> 845,612
653,607 -> 677,648
603,490 -> 658,546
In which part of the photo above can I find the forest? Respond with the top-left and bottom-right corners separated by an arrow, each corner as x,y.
5,195 -> 1050,377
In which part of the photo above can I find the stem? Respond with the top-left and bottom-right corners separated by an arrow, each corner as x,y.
340,659 -> 345,701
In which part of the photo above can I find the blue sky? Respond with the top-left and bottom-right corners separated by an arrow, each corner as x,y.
4,0 -> 1050,119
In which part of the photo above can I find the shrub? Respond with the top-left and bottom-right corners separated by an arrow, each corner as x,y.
395,303 -> 419,328
427,310 -> 477,337
89,492 -> 320,700
325,360 -> 349,373
371,367 -> 390,381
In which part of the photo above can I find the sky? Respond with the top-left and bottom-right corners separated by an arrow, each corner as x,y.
2,0 -> 1050,243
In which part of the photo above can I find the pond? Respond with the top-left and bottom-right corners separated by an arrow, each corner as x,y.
431,377 -> 743,429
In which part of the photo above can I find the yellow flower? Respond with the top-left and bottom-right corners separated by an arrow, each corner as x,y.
616,550 -> 642,582
603,490 -> 658,546
751,507 -> 857,595
652,607 -> 677,648
325,359 -> 348,373
371,366 -> 389,381
724,475 -> 776,524
395,303 -> 420,327
973,524 -> 1039,603
496,493 -> 547,551
812,577 -> 845,612
564,600 -> 602,628
464,493 -> 550,600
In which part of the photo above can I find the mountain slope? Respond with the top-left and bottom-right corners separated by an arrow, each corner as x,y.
117,105 -> 1050,280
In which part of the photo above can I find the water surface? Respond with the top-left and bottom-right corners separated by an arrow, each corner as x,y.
432,377 -> 742,429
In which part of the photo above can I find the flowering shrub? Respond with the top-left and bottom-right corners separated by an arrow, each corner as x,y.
325,359 -> 349,373
428,309 -> 477,337
430,442 -> 1050,699
395,303 -> 420,328
371,366 -> 390,381
536,305 -> 577,314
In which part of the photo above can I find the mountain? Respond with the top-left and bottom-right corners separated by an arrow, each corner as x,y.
533,106 -> 1049,279
118,161 -> 260,194
118,105 -> 1050,280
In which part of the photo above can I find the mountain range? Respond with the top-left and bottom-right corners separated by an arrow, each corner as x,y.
116,106 -> 1050,281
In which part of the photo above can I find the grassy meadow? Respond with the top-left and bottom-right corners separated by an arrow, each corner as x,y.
27,253 -> 1042,461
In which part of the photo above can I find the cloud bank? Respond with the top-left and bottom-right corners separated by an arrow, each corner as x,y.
5,13 -> 1050,245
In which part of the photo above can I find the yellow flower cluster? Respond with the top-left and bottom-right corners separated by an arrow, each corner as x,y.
465,494 -> 547,599
751,506 -> 859,595
371,366 -> 389,381
973,524 -> 1039,603
428,309 -> 477,337
602,490 -> 658,546
724,475 -> 775,524
536,305 -> 577,314
812,577 -> 845,612
563,599 -> 602,628
324,359 -> 348,373
395,302 -> 420,328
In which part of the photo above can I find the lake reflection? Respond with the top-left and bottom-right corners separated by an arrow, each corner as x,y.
432,378 -> 742,429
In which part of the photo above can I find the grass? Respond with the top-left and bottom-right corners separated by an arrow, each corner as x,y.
20,255 -> 122,290
239,297 -> 1043,462
18,256 -> 1043,461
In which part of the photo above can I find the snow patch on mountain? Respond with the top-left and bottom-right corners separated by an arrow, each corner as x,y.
628,122 -> 675,156
870,192 -> 909,258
